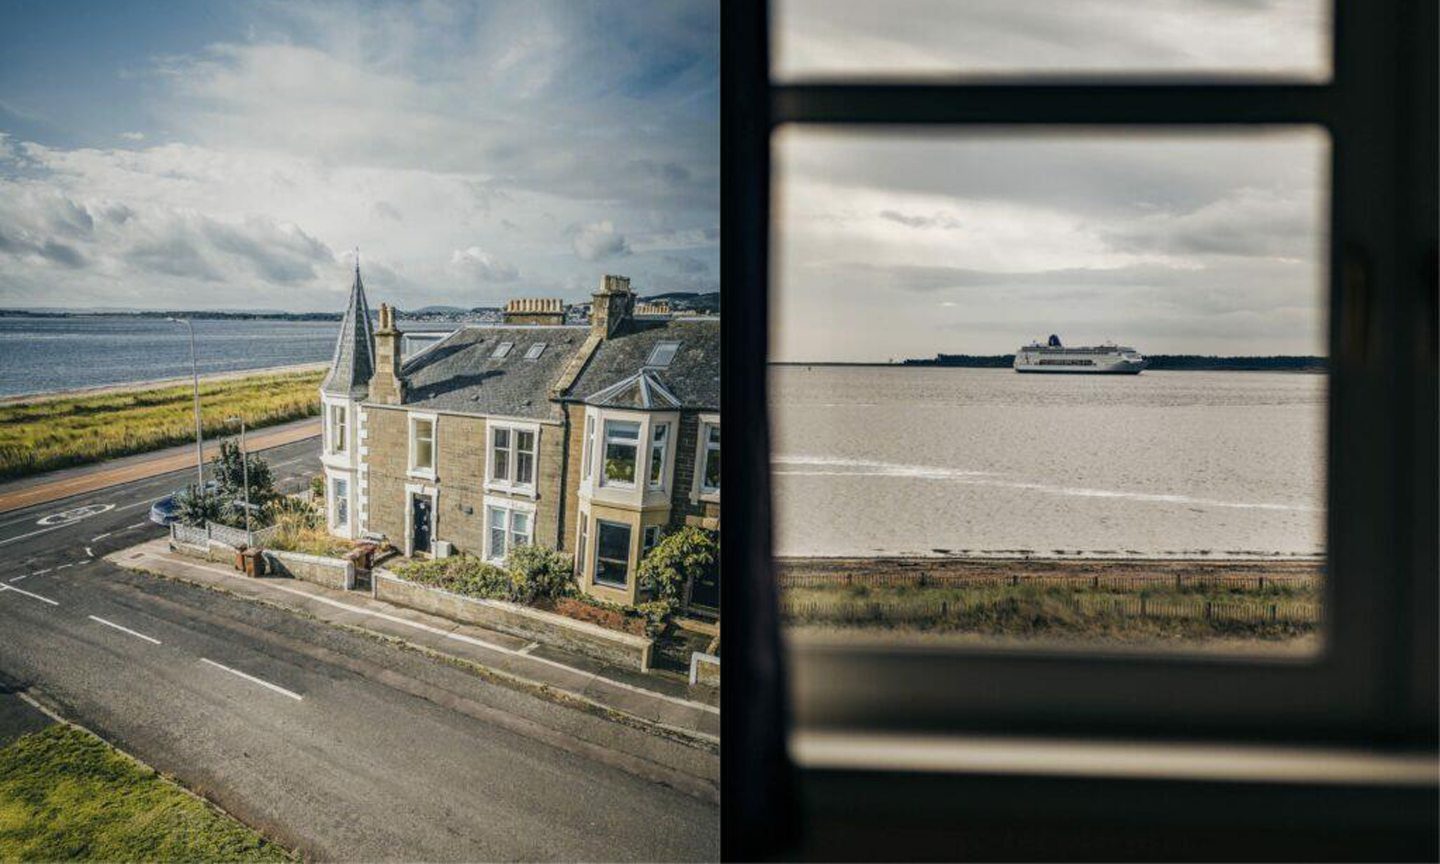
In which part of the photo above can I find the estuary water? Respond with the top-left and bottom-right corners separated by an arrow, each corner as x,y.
769,366 -> 1326,558
0,316 -> 456,398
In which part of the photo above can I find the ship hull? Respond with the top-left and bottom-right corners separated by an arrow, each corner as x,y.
1014,365 -> 1145,374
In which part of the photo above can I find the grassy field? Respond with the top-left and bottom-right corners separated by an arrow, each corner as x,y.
0,725 -> 290,861
0,370 -> 322,482
778,557 -> 1323,643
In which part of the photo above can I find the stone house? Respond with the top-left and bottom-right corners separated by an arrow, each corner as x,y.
319,270 -> 720,610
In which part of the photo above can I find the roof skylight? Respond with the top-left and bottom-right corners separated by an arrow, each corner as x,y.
524,342 -> 546,360
491,341 -> 513,359
647,341 -> 680,367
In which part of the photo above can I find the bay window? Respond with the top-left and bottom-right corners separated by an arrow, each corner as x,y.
649,422 -> 669,488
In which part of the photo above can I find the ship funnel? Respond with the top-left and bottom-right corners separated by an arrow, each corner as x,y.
1047,334 -> 1062,347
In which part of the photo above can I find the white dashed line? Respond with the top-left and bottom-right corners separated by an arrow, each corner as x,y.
518,642 -> 541,655
91,533 -> 112,542
85,547 -> 94,558
88,615 -> 162,645
199,658 -> 303,701
33,568 -> 51,576
0,584 -> 59,606
55,563 -> 72,571
8,574 -> 29,582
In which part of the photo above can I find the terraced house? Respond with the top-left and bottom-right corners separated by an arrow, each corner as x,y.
319,270 -> 720,612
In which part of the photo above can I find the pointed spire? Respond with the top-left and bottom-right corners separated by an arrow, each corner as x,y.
321,252 -> 377,398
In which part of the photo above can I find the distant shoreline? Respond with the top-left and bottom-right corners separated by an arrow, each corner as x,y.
0,362 -> 328,406
772,355 -> 1328,373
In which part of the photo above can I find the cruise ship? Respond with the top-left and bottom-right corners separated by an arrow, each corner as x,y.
1013,335 -> 1148,374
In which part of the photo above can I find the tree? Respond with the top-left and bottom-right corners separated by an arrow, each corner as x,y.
211,438 -> 276,517
173,483 -> 224,526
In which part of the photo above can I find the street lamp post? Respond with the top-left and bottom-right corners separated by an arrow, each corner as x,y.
167,317 -> 205,492
226,416 -> 251,543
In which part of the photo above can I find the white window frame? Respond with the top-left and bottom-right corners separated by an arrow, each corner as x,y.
582,415 -> 596,482
524,342 -> 546,360
408,412 -> 438,480
647,340 -> 681,367
331,476 -> 349,529
600,418 -> 642,490
692,414 -> 720,503
328,403 -> 348,455
643,524 -> 662,556
486,420 -> 540,497
576,510 -> 589,577
483,496 -> 536,564
491,341 -> 513,359
648,422 -> 670,490
593,518 -> 634,589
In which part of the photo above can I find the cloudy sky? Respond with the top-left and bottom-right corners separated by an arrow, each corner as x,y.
769,1 -> 1330,362
0,0 -> 717,313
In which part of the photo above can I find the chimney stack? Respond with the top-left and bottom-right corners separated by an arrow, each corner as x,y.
591,274 -> 634,340
369,303 -> 405,405
502,297 -> 566,326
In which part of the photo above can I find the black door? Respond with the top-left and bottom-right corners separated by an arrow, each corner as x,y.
411,494 -> 432,555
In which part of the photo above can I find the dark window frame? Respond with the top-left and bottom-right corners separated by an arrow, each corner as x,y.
722,0 -> 1436,850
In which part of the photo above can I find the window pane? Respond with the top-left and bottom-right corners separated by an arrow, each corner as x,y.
772,0 -> 1331,82
492,428 -> 510,481
703,444 -> 720,492
596,521 -> 631,587
492,341 -> 513,359
488,507 -> 506,559
604,421 -> 640,485
771,127 -> 1329,657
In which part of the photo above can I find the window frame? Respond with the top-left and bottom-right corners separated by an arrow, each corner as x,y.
328,403 -> 348,455
491,341 -> 514,359
593,519 -> 634,589
693,415 -> 721,502
408,412 -> 438,479
648,421 -> 670,489
483,496 -> 535,564
600,419 -> 642,489
524,342 -> 546,360
647,340 -> 681,367
331,476 -> 348,530
721,0 -> 1437,749
486,420 -> 540,496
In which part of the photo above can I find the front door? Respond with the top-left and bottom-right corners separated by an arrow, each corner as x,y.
411,494 -> 432,555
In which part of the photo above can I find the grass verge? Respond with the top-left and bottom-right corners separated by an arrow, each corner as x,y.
0,370 -> 322,482
0,724 -> 290,861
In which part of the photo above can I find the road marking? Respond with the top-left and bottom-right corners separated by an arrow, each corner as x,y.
91,532 -> 112,542
0,522 -> 79,548
199,657 -> 302,701
33,568 -> 51,576
0,584 -> 59,606
143,554 -> 719,716
36,503 -> 116,526
518,642 -> 540,655
55,563 -> 72,571
88,615 -> 162,645
85,547 -> 94,557
124,520 -> 152,529
8,574 -> 29,582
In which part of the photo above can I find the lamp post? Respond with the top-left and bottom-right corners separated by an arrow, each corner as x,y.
167,317 -> 205,492
225,416 -> 251,543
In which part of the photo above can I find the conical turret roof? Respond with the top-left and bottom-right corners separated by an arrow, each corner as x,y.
321,261 -> 376,398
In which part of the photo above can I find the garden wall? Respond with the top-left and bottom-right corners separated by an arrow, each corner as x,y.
374,570 -> 653,671
170,538 -> 240,565
263,549 -> 354,590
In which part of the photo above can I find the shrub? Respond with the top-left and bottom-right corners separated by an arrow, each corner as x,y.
212,438 -> 276,508
638,526 -> 718,608
505,545 -> 575,604
397,556 -> 511,600
173,484 -> 223,526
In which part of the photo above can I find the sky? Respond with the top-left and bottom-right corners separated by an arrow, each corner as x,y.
0,0 -> 718,313
769,0 -> 1331,361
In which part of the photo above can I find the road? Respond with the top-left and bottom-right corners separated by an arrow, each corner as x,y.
0,439 -> 719,861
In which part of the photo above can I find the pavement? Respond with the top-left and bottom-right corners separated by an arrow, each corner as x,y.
0,416 -> 321,516
116,538 -> 721,742
0,436 -> 718,860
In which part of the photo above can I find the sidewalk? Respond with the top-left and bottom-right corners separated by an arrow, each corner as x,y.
0,418 -> 320,515
110,539 -> 720,744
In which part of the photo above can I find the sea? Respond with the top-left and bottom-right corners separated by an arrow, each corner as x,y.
770,365 -> 1327,559
0,316 -> 453,398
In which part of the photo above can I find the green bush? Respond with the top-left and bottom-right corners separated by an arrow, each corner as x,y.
505,545 -> 575,604
173,484 -> 223,526
635,526 -> 719,632
397,556 -> 511,600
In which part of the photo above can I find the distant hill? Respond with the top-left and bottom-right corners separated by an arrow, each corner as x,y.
643,291 -> 720,314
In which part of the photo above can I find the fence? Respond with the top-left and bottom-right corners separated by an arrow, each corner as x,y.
171,520 -> 280,549
777,570 -> 1318,593
780,594 -> 1323,626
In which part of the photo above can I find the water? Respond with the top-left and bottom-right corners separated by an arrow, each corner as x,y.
770,366 -> 1326,558
0,316 -> 456,398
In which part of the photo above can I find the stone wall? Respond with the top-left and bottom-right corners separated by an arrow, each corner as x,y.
689,652 -> 720,688
669,411 -> 720,526
560,403 -> 585,553
362,405 -> 568,558
374,570 -> 652,671
263,549 -> 353,590
170,539 -> 240,565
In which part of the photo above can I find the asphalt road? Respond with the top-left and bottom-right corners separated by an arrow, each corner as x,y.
0,440 -> 719,861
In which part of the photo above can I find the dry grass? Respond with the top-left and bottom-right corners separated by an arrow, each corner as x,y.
264,507 -> 354,558
0,370 -> 322,481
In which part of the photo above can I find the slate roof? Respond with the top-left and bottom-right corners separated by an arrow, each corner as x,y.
395,325 -> 590,421
321,267 -> 376,398
564,318 -> 720,411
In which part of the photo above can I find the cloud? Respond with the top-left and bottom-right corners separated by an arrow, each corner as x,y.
450,246 -> 519,282
570,220 -> 631,261
879,209 -> 963,230
0,1 -> 718,311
